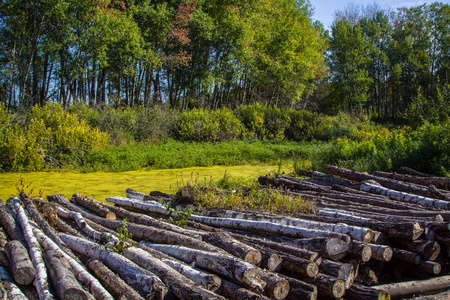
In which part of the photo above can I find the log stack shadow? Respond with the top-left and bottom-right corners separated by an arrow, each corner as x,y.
0,164 -> 450,299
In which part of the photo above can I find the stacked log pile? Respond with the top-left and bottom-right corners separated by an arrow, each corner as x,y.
0,165 -> 450,299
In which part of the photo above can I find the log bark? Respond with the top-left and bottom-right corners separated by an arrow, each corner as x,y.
360,182 -> 450,210
13,197 -> 54,300
311,172 -> 354,186
59,233 -> 168,299
372,275 -> 450,299
258,271 -> 289,300
71,193 -> 116,219
123,247 -> 224,300
398,166 -> 432,177
346,283 -> 389,300
42,250 -> 88,300
160,258 -> 222,292
258,176 -> 331,193
4,241 -> 35,285
303,273 -> 346,299
349,242 -> 372,262
140,242 -> 266,294
392,248 -> 421,265
201,232 -> 262,265
32,228 -> 113,300
319,259 -> 355,289
105,196 -> 168,215
373,170 -> 450,191
85,258 -> 144,300
190,214 -> 351,241
218,280 -> 269,300
353,241 -> 392,262
281,275 -> 318,300
0,262 -> 29,300
0,201 -> 24,244
416,261 -> 441,275
394,240 -> 441,261
282,237 -> 349,260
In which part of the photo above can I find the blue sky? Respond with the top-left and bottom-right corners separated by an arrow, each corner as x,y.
308,0 -> 450,28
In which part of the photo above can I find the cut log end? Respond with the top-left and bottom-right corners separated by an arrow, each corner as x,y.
106,212 -> 116,220
307,262 -> 320,278
331,279 -> 346,299
62,289 -> 89,300
244,250 -> 263,266
13,267 -> 36,286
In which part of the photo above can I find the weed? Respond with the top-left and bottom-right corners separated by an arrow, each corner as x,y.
106,218 -> 135,254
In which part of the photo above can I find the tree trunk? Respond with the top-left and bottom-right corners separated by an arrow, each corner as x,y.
105,196 -> 168,215
71,193 -> 116,219
360,182 -> 450,210
160,258 -> 222,292
393,240 -> 441,261
353,241 -> 392,262
4,241 -> 35,285
349,242 -> 372,262
85,258 -> 144,300
258,271 -> 289,300
32,228 -> 113,300
372,275 -> 450,299
0,201 -> 25,244
0,263 -> 29,300
373,170 -> 450,190
123,247 -> 224,300
42,250 -> 88,300
59,234 -> 168,299
141,242 -> 266,294
13,198 -> 54,300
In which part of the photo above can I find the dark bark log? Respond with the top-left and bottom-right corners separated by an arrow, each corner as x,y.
416,261 -> 441,275
373,170 -> 450,191
392,248 -> 421,265
303,273 -> 345,299
281,275 -> 318,300
393,240 -> 441,261
42,250 -> 88,300
397,166 -> 432,177
85,258 -> 144,300
319,259 -> 355,289
311,172 -> 354,186
123,247 -> 224,300
353,241 -> 392,262
231,234 -> 321,262
258,271 -> 289,300
349,242 -> 372,262
355,267 -> 378,286
218,280 -> 269,300
71,193 -> 116,219
4,241 -> 35,285
150,191 -> 175,200
258,176 -> 331,193
201,232 -> 262,265
0,200 -> 24,244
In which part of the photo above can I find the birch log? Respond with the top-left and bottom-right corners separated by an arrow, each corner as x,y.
85,259 -> 144,300
59,233 -> 168,299
0,262 -> 28,300
353,241 -> 393,262
160,258 -> 222,292
141,242 -> 266,294
32,228 -> 113,300
4,240 -> 35,285
218,280 -> 269,300
0,201 -> 24,243
190,215 -> 351,241
303,273 -> 346,299
42,250 -> 88,300
105,196 -> 168,215
13,197 -> 54,300
258,271 -> 289,300
123,247 -> 225,300
360,182 -> 450,210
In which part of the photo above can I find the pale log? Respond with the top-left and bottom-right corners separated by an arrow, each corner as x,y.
71,193 -> 116,219
13,197 -> 54,300
319,259 -> 355,289
353,241 -> 392,262
372,275 -> 450,299
85,258 -> 144,300
59,233 -> 168,299
283,237 -> 349,260
141,242 -> 266,294
105,196 -> 168,215
42,250 -> 88,300
160,258 -> 222,292
125,188 -> 153,201
303,273 -> 345,299
33,228 -> 113,300
4,240 -> 35,285
190,214 -> 351,241
123,247 -> 224,299
360,182 -> 450,210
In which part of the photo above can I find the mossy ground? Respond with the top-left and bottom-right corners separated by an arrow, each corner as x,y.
0,164 -> 291,202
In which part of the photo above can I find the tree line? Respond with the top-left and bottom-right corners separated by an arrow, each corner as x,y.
0,0 -> 449,122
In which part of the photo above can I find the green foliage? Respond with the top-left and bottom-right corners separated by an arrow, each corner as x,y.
164,203 -> 193,227
107,218 -> 136,254
173,107 -> 243,142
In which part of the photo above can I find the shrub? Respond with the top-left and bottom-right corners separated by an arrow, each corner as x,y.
284,109 -> 318,141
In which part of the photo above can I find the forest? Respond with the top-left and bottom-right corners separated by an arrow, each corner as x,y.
0,0 -> 450,175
